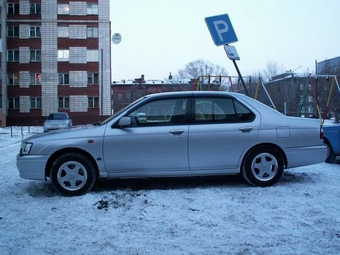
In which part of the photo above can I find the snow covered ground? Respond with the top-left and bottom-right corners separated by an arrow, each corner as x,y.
0,126 -> 339,255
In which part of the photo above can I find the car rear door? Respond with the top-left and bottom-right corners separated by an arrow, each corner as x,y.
188,96 -> 260,174
103,97 -> 190,177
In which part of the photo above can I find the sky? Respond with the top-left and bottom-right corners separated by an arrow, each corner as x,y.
1,125 -> 340,254
110,0 -> 340,82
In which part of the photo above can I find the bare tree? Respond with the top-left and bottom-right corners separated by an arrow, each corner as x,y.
177,59 -> 228,81
263,61 -> 284,81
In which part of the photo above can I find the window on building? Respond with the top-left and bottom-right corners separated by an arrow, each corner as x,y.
30,50 -> 41,62
58,26 -> 69,38
301,106 -> 305,113
88,73 -> 99,84
30,27 -> 41,38
308,95 -> 313,103
30,3 -> 41,14
299,84 -> 304,91
308,106 -> 313,113
31,97 -> 41,109
58,50 -> 69,61
58,4 -> 69,15
87,50 -> 99,62
8,26 -> 19,37
58,73 -> 69,85
87,3 -> 98,15
58,97 -> 69,109
8,98 -> 19,109
118,94 -> 122,102
8,3 -> 19,14
88,97 -> 99,108
7,50 -> 19,62
8,73 -> 19,85
126,93 -> 131,102
87,27 -> 98,38
30,73 -> 41,85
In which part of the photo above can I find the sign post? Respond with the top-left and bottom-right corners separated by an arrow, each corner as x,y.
205,14 -> 248,95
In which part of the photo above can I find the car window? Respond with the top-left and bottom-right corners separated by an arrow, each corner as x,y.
128,98 -> 188,126
194,97 -> 254,123
234,100 -> 255,121
48,113 -> 68,120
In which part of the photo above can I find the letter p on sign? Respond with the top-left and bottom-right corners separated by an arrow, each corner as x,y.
205,14 -> 238,46
213,20 -> 229,41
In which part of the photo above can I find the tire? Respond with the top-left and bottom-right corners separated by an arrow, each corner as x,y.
242,146 -> 284,187
50,153 -> 97,196
324,140 -> 336,164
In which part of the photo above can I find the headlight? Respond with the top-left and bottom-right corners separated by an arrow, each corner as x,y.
20,142 -> 33,155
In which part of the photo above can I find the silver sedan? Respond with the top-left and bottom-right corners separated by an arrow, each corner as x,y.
17,91 -> 327,196
43,112 -> 72,132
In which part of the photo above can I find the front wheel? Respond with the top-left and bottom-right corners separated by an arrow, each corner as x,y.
242,147 -> 284,187
50,153 -> 97,196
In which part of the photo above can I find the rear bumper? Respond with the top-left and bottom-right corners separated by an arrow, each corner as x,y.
285,145 -> 327,168
16,154 -> 49,180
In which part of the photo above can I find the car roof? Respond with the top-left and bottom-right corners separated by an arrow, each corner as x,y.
143,91 -> 244,99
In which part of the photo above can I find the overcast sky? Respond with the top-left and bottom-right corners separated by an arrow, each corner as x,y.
110,0 -> 340,82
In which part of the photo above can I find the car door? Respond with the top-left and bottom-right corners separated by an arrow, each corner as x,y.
188,96 -> 260,174
103,97 -> 190,177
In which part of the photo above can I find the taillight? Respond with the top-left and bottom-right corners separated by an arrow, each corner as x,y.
320,125 -> 324,140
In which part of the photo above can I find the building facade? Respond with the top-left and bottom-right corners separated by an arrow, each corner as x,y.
2,0 -> 111,127
112,82 -> 192,113
264,74 -> 340,119
0,1 -> 6,127
111,77 -> 224,113
317,56 -> 340,74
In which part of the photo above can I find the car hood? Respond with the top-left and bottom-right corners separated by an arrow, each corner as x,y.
24,125 -> 105,142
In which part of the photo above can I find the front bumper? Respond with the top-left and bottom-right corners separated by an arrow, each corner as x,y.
44,124 -> 69,132
16,154 -> 49,180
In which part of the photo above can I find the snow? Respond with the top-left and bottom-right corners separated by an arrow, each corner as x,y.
1,126 -> 340,255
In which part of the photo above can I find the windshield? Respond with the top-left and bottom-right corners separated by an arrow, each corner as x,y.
48,113 -> 67,120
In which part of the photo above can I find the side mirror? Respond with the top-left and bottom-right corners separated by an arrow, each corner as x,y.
118,116 -> 132,127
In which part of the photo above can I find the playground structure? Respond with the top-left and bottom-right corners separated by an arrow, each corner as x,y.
192,74 -> 340,123
297,74 -> 340,124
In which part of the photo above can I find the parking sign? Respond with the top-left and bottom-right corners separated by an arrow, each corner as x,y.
205,14 -> 238,46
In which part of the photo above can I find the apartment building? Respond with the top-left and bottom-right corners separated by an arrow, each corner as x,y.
0,1 -> 6,126
2,0 -> 111,127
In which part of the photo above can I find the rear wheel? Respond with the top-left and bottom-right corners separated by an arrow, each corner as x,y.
50,153 -> 97,196
242,147 -> 284,187
324,140 -> 336,164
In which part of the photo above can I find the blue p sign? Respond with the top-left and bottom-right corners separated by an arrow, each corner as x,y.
205,14 -> 238,46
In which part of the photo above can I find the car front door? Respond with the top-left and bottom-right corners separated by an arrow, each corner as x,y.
103,97 -> 190,177
188,96 -> 260,174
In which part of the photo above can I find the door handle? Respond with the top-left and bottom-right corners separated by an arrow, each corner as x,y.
239,127 -> 253,133
170,129 -> 184,135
